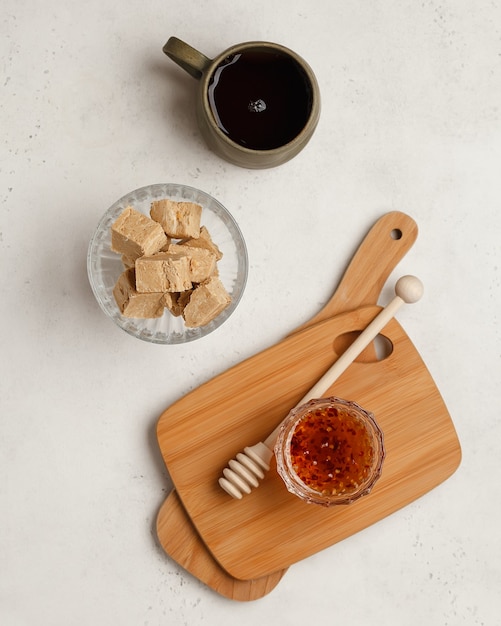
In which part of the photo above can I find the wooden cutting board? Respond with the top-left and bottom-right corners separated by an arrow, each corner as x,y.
155,211 -> 418,599
158,305 -> 461,579
157,306 -> 461,580
157,211 -> 460,581
156,493 -> 286,599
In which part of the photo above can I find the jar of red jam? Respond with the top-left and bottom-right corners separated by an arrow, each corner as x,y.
274,396 -> 385,506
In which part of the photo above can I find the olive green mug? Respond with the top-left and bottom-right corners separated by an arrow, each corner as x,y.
163,37 -> 321,169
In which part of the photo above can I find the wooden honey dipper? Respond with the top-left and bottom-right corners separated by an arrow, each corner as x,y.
218,275 -> 424,499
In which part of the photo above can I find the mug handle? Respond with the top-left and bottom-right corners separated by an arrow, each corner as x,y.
162,37 -> 211,80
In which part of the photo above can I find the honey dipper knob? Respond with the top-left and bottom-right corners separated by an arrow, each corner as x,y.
395,275 -> 424,303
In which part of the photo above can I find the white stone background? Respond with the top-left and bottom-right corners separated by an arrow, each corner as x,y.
1,1 -> 500,624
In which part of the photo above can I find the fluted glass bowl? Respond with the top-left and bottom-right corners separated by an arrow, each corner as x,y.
87,183 -> 248,344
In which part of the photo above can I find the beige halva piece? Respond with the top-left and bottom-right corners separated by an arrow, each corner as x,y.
111,206 -> 168,260
183,276 -> 232,328
113,268 -> 165,319
150,199 -> 202,239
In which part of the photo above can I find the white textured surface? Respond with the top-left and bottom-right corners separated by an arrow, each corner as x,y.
1,1 -> 500,624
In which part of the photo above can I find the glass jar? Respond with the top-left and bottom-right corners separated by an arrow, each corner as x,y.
274,396 -> 385,507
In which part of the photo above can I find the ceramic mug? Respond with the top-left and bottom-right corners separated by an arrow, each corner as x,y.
163,37 -> 321,169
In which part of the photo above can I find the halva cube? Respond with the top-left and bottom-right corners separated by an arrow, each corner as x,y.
111,206 -> 168,260
167,244 -> 217,283
150,199 -> 202,239
113,268 -> 164,318
183,276 -> 231,328
135,253 -> 192,293
180,226 -> 223,261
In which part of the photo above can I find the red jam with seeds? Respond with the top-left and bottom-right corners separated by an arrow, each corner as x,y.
275,397 -> 385,506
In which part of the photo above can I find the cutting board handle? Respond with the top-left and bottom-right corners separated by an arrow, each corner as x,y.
295,211 -> 418,332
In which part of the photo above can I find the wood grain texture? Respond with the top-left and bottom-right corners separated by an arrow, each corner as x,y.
157,306 -> 461,581
156,493 -> 285,600
155,211 -> 421,596
293,211 -> 418,332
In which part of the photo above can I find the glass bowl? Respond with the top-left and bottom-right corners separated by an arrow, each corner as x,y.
87,183 -> 248,344
274,396 -> 385,506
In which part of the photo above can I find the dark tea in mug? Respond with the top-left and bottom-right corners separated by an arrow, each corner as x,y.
207,49 -> 314,151
163,37 -> 320,167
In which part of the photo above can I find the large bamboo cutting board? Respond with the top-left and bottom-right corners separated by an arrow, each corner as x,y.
156,213 -> 461,582
157,308 -> 461,580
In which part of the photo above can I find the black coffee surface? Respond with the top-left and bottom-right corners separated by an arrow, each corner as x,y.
207,50 -> 313,151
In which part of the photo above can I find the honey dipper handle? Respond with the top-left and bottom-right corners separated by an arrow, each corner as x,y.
264,276 -> 423,448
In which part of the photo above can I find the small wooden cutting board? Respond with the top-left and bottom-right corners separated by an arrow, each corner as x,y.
157,305 -> 461,581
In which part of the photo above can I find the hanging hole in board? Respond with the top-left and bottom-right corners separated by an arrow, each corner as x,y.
333,331 -> 394,363
390,228 -> 403,240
